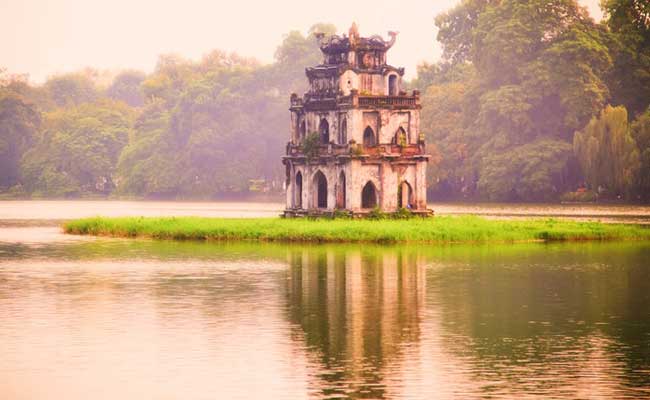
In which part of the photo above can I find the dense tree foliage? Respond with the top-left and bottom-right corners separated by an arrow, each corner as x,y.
631,109 -> 650,200
601,0 -> 650,117
44,72 -> 100,109
422,0 -> 649,201
117,53 -> 276,197
0,75 -> 40,192
20,100 -> 134,197
106,70 -> 146,107
115,24 -> 331,198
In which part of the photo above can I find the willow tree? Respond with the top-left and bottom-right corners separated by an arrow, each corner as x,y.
573,105 -> 640,197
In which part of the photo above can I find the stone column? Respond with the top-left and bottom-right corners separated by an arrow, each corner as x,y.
285,162 -> 293,209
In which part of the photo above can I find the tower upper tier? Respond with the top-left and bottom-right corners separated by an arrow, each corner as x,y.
306,23 -> 406,97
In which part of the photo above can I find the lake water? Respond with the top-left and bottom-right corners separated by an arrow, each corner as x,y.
1,201 -> 649,399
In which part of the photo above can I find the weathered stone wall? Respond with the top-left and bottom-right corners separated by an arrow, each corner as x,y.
348,160 -> 380,210
416,160 -> 427,209
287,159 -> 424,212
339,70 -> 358,96
379,111 -> 410,144
348,109 -> 418,145
337,69 -> 402,96
384,72 -> 401,95
303,111 -> 346,144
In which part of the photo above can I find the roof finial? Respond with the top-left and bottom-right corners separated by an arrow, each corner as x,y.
349,22 -> 359,47
386,31 -> 398,48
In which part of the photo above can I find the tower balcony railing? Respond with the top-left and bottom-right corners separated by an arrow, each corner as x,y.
357,95 -> 418,108
290,89 -> 421,110
286,142 -> 425,157
356,143 -> 424,156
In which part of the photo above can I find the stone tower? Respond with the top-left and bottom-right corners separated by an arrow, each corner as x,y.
283,24 -> 431,217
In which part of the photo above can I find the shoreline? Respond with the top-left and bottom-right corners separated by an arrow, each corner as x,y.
63,216 -> 650,245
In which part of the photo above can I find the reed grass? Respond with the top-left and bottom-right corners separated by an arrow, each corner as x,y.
63,216 -> 650,244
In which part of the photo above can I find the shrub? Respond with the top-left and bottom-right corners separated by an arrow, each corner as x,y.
561,190 -> 598,202
367,206 -> 387,220
392,207 -> 415,220
332,209 -> 352,219
350,144 -> 364,156
301,132 -> 321,160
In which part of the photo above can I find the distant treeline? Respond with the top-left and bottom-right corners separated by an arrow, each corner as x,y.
1,0 -> 649,202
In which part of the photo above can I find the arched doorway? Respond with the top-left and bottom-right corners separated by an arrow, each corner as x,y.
313,171 -> 328,209
361,181 -> 378,209
363,126 -> 375,146
339,118 -> 347,144
392,127 -> 407,145
295,172 -> 303,208
398,181 -> 413,209
388,75 -> 398,96
336,171 -> 346,209
319,119 -> 329,144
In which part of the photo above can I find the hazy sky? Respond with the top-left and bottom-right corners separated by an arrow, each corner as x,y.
1,0 -> 602,83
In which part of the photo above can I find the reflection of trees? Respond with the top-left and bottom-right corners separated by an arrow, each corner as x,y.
429,243 -> 650,397
285,246 -> 426,399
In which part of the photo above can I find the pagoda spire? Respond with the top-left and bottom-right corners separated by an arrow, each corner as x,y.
349,22 -> 359,48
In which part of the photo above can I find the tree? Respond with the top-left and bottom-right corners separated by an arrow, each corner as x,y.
106,70 -> 146,107
44,72 -> 99,108
0,86 -> 40,190
269,24 -> 337,94
117,25 -> 333,199
479,139 -> 573,201
421,79 -> 472,197
117,52 -> 278,197
630,108 -> 650,199
601,0 -> 650,117
409,62 -> 474,90
573,105 -> 640,198
425,0 -> 613,201
21,99 -> 134,197
435,0 -> 495,64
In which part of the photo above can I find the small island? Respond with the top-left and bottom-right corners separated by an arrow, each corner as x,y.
64,216 -> 650,244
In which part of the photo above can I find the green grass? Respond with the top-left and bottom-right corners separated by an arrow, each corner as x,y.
63,216 -> 650,244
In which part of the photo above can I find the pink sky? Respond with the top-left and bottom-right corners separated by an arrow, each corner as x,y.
0,0 -> 602,83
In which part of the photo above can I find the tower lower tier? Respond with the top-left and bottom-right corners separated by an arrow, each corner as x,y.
283,156 -> 431,216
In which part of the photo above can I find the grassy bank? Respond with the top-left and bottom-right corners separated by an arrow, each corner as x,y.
63,216 -> 650,244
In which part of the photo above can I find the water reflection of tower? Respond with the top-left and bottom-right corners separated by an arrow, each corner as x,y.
285,247 -> 426,398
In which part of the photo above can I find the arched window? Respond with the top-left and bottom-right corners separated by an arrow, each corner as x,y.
313,170 -> 328,209
339,118 -> 347,144
398,181 -> 413,209
299,120 -> 306,140
388,75 -> 398,96
363,126 -> 375,146
361,181 -> 378,209
392,127 -> 407,145
295,172 -> 303,209
319,119 -> 329,144
336,171 -> 346,209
